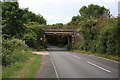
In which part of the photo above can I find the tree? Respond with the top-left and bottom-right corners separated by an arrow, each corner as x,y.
2,2 -> 26,38
72,15 -> 85,22
79,6 -> 87,18
21,8 -> 46,24
2,1 -> 47,39
79,4 -> 110,18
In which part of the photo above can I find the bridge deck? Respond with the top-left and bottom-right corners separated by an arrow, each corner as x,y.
44,32 -> 74,35
44,29 -> 76,35
44,29 -> 76,32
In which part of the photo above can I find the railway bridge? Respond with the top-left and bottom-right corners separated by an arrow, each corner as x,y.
43,29 -> 82,48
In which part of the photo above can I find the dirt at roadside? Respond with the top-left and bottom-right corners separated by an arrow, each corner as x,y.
32,51 -> 49,55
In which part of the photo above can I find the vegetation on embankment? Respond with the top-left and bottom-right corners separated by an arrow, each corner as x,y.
73,17 -> 119,56
2,1 -> 46,78
71,4 -> 119,62
2,1 -> 47,50
2,54 -> 41,78
2,38 -> 42,78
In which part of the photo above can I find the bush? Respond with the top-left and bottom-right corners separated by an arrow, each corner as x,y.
24,25 -> 46,50
2,38 -> 30,66
23,28 -> 37,47
64,45 -> 71,50
74,43 -> 84,50
89,41 -> 98,53
97,18 -> 119,55
74,43 -> 80,50
35,45 -> 46,51
75,17 -> 119,55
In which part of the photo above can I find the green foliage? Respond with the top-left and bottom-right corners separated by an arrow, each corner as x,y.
89,40 -> 98,53
2,38 -> 30,66
79,4 -> 110,18
64,45 -> 71,50
72,15 -> 85,22
97,18 -> 119,55
2,2 -> 26,38
74,43 -> 83,50
25,23 -> 46,49
2,1 -> 46,50
75,17 -> 119,55
23,28 -> 37,47
2,54 -> 42,78
46,23 -> 64,29
68,4 -> 110,28
52,23 -> 64,26
22,8 -> 46,24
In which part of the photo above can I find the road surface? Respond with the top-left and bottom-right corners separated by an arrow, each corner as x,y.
36,46 -> 119,79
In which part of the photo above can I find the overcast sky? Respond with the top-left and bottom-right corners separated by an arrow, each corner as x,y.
18,0 -> 119,24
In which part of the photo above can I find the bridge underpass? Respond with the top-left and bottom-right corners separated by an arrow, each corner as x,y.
43,29 -> 81,48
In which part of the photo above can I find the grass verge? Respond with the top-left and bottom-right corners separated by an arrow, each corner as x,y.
72,50 -> 119,62
2,53 -> 41,78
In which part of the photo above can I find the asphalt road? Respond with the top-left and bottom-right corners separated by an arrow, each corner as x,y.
37,46 -> 119,79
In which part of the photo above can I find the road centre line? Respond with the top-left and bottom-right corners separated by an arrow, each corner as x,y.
87,61 -> 111,73
73,55 -> 81,59
50,58 -> 59,79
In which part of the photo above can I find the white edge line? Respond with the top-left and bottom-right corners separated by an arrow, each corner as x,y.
66,52 -> 70,55
50,58 -> 59,79
73,55 -> 81,59
87,61 -> 111,73
82,53 -> 119,63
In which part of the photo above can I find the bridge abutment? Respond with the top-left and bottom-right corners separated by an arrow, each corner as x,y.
68,36 -> 72,48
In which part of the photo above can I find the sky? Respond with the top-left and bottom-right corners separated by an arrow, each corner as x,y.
18,0 -> 119,24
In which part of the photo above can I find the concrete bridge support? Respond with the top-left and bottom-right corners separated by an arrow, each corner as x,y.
72,35 -> 75,48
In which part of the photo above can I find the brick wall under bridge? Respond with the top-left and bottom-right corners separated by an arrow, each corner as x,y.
43,29 -> 83,48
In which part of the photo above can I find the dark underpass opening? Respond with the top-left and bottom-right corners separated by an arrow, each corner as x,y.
46,35 -> 68,47
44,29 -> 78,50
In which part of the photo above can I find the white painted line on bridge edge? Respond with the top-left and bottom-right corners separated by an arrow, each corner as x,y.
87,61 -> 111,73
73,55 -> 81,60
50,58 -> 60,79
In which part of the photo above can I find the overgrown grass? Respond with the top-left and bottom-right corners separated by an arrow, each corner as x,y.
72,50 -> 119,62
2,53 -> 41,78
24,54 -> 41,78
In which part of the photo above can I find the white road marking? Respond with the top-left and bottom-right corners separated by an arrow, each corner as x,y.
50,58 -> 59,79
87,61 -> 111,73
73,55 -> 81,59
66,52 -> 70,55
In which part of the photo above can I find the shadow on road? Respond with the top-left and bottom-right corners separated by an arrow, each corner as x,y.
46,46 -> 67,51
